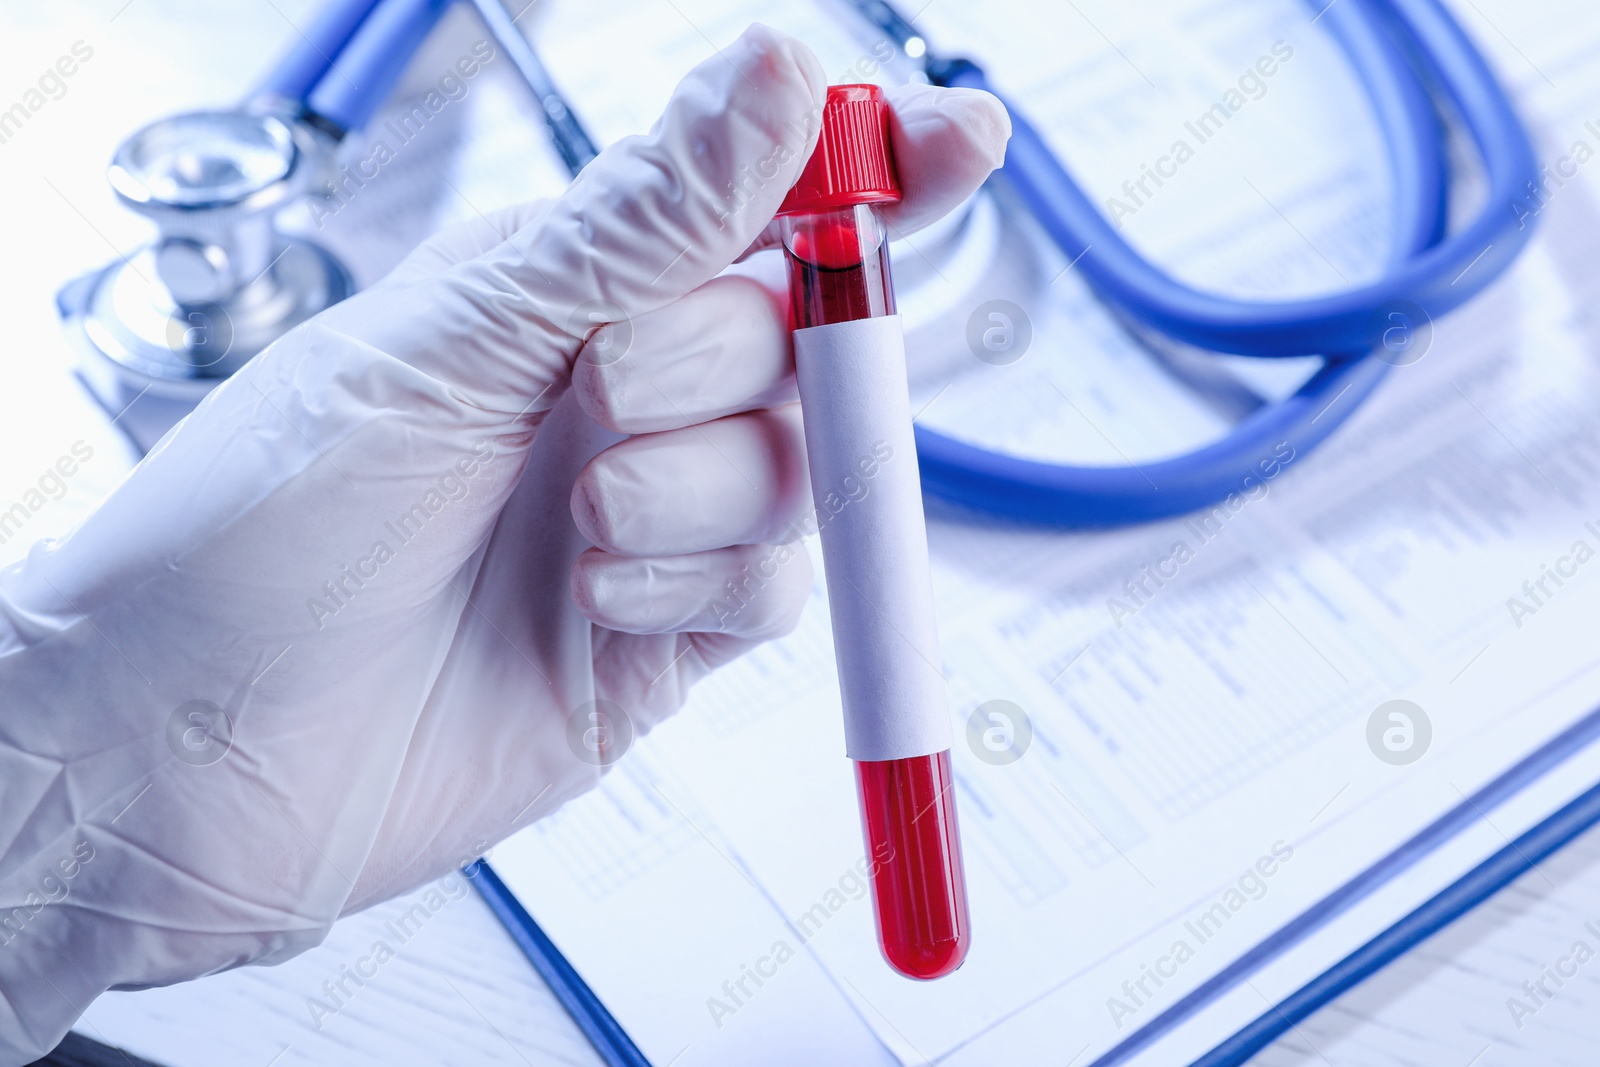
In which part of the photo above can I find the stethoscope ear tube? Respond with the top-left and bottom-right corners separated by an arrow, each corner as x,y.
916,0 -> 1538,525
254,0 -> 386,106
252,0 -> 454,137
305,0 -> 456,135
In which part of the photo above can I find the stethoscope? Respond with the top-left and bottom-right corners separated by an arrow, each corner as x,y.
58,0 -> 566,451
58,0 -> 1538,526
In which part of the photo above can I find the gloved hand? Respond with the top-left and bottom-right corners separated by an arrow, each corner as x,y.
0,24 -> 1007,1061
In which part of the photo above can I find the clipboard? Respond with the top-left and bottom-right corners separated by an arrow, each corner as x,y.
472,702 -> 1600,1067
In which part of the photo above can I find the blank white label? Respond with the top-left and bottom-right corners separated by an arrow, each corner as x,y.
793,315 -> 953,762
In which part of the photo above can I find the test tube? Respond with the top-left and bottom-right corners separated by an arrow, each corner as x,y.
777,85 -> 970,980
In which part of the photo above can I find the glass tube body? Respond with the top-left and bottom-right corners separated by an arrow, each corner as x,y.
782,203 -> 971,980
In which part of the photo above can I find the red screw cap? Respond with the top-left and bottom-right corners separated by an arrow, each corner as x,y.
777,84 -> 902,217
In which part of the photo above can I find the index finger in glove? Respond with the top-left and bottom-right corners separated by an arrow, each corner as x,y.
575,81 -> 1011,434
326,24 -> 827,416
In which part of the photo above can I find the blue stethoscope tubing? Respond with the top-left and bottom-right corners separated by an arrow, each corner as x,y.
910,0 -> 1538,524
260,0 -> 1539,528
258,0 -> 462,134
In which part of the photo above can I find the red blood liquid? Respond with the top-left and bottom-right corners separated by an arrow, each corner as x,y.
783,205 -> 895,328
784,204 -> 971,980
856,751 -> 970,979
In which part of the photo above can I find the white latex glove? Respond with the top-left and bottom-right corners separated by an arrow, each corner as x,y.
0,25 -> 1008,1061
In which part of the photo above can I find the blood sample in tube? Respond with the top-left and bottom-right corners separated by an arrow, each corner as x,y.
778,84 -> 970,980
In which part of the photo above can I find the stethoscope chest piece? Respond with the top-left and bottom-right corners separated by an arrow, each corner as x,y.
59,109 -> 353,447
